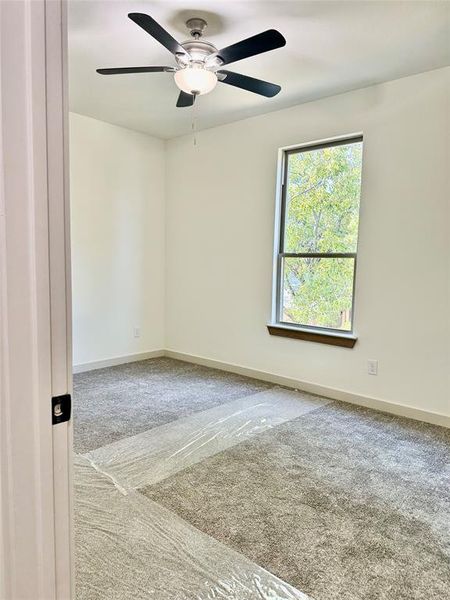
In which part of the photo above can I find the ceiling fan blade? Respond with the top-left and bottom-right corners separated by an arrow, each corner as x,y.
176,91 -> 196,108
128,13 -> 187,57
218,70 -> 281,97
96,66 -> 175,75
215,30 -> 286,66
177,92 -> 195,108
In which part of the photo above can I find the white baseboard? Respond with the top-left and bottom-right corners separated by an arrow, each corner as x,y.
165,349 -> 450,429
73,349 -> 165,374
72,348 -> 449,428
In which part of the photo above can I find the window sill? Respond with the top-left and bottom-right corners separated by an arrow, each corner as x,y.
267,324 -> 357,348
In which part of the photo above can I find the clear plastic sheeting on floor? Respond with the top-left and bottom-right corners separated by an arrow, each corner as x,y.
84,388 -> 330,490
74,454 -> 311,600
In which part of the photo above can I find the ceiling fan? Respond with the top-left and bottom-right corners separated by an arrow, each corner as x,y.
97,13 -> 286,107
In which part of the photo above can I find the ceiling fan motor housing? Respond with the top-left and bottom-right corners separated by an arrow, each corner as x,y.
176,39 -> 221,70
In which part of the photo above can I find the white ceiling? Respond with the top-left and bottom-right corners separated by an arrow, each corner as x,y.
68,0 -> 450,139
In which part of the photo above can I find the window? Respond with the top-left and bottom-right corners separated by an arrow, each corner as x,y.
269,136 -> 363,347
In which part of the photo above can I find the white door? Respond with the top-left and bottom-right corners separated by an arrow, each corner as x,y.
0,1 -> 73,598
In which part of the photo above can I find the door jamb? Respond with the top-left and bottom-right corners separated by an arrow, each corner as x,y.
0,1 -> 73,597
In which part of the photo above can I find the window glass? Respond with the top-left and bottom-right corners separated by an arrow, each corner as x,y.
284,142 -> 362,254
281,257 -> 355,331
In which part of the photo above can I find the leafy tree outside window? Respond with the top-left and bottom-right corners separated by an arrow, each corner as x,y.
275,137 -> 363,332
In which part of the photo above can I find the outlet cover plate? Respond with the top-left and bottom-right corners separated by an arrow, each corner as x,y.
367,359 -> 378,375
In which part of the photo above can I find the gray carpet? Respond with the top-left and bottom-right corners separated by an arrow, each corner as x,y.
74,455 -> 308,600
142,402 -> 450,600
73,357 -> 272,453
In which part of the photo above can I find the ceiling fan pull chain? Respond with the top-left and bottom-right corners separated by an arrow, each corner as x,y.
192,93 -> 198,146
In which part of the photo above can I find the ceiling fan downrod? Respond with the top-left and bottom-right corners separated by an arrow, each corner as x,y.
185,17 -> 208,39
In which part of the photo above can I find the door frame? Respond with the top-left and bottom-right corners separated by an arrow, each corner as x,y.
0,1 -> 73,597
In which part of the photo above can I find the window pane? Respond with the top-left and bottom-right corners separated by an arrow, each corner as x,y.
284,141 -> 362,254
281,257 -> 355,331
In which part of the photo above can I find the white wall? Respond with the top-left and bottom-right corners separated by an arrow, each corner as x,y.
165,68 -> 450,418
70,113 -> 165,366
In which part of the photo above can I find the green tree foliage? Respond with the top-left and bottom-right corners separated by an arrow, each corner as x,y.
282,142 -> 362,330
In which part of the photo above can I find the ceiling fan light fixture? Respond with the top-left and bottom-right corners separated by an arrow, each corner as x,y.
174,65 -> 217,96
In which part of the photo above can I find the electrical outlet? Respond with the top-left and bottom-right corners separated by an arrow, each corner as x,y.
367,359 -> 378,375
133,327 -> 141,338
